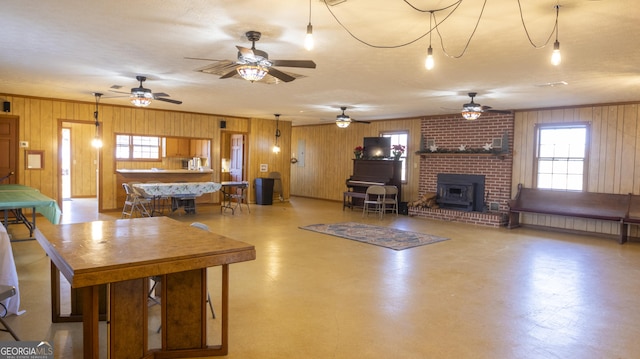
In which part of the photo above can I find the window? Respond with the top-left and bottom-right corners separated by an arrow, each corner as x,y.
534,123 -> 588,191
115,134 -> 161,160
382,131 -> 408,182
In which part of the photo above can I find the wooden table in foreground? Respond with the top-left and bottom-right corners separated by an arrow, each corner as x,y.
34,217 -> 256,359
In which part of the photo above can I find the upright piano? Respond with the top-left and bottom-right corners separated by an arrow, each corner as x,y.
344,159 -> 402,209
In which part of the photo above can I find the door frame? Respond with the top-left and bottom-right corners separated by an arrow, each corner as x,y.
57,119 -> 102,211
0,115 -> 19,184
221,131 -> 248,181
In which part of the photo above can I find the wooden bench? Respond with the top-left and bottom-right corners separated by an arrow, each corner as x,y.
343,191 -> 366,210
507,184 -> 631,244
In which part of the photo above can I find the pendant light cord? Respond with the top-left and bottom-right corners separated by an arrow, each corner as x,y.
517,0 -> 559,49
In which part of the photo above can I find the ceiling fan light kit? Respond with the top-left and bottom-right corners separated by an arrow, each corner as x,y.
190,30 -> 316,84
237,65 -> 269,82
130,88 -> 153,107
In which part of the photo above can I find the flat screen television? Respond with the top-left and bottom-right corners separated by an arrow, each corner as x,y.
363,137 -> 391,159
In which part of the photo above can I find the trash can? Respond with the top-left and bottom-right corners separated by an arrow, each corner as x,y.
255,178 -> 275,205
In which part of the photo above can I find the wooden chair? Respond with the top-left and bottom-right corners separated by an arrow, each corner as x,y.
362,185 -> 386,219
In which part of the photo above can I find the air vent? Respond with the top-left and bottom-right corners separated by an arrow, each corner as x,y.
535,81 -> 568,87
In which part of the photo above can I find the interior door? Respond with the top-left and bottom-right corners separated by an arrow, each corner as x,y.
0,116 -> 18,183
230,134 -> 244,182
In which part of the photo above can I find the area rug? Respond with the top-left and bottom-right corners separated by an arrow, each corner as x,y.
299,222 -> 449,250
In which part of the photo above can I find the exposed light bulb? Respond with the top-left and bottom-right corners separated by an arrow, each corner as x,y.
551,40 -> 561,66
304,23 -> 314,51
425,46 -> 434,70
273,145 -> 281,153
92,136 -> 103,148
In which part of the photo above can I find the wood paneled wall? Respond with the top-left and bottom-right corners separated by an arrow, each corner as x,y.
512,103 -> 640,236
2,93 -> 290,211
290,118 -> 422,203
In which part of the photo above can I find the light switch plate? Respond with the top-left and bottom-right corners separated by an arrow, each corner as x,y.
19,141 -> 28,148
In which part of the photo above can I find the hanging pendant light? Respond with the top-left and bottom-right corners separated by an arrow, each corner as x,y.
550,4 -> 562,66
304,0 -> 314,51
273,114 -> 281,153
91,93 -> 103,148
425,12 -> 435,70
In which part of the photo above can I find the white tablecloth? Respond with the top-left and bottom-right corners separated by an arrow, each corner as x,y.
0,225 -> 21,316
133,182 -> 222,197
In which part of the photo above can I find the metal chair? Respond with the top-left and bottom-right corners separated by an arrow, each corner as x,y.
383,185 -> 399,215
121,183 -> 151,218
190,222 -> 216,319
362,185 -> 386,219
229,182 -> 250,213
268,172 -> 284,201
0,285 -> 19,340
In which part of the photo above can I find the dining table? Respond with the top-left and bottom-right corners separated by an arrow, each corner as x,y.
0,184 -> 61,238
132,181 -> 222,215
35,216 -> 256,358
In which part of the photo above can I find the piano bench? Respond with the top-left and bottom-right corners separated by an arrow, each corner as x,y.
343,191 -> 367,211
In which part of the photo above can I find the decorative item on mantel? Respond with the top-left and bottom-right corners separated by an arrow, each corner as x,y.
392,144 -> 405,160
354,146 -> 364,159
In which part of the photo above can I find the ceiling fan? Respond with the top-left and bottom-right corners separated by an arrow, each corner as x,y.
336,107 -> 371,128
188,31 -> 316,83
110,76 -> 182,107
458,92 -> 511,120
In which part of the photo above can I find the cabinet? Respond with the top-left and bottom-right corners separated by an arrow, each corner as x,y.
165,138 -> 190,157
190,139 -> 210,158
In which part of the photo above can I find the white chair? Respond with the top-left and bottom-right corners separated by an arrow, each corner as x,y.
362,185 -> 386,219
383,185 -> 399,215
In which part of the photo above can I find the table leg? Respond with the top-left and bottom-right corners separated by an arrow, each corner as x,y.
108,279 -> 147,358
81,286 -> 100,359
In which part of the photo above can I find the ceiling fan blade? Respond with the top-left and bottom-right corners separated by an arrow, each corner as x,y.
154,97 -> 182,105
109,89 -> 131,95
271,60 -> 316,69
352,119 -> 371,124
236,46 -> 256,62
267,67 -> 296,83
220,68 -> 239,79
153,92 -> 170,98
184,56 -> 226,62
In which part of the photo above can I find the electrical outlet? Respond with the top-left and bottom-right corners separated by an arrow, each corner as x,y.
19,141 -> 28,148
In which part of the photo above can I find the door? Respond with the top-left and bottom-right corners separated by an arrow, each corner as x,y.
230,134 -> 244,182
0,116 -> 18,184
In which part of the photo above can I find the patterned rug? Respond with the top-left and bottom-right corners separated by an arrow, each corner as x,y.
299,222 -> 450,250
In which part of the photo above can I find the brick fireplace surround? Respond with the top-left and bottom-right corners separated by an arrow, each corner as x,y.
408,113 -> 514,227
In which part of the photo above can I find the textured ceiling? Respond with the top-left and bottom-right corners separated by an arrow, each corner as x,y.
0,0 -> 638,126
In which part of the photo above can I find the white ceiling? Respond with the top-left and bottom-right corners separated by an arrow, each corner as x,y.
0,0 -> 638,126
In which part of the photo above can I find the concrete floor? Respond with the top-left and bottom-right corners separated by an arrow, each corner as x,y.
3,197 -> 640,358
